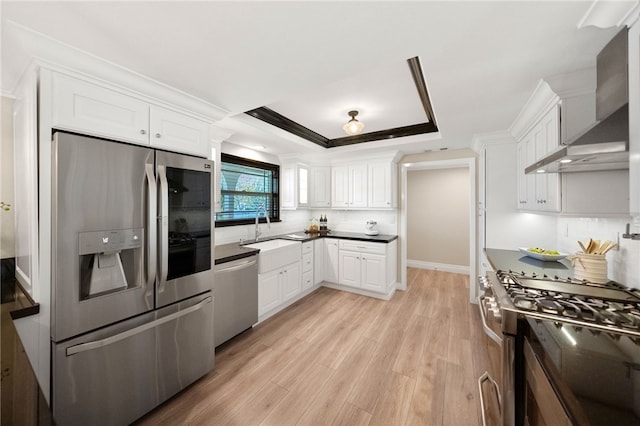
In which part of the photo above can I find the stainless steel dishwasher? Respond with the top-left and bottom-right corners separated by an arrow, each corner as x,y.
213,255 -> 258,347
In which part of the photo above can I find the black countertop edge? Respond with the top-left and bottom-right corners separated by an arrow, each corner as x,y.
215,232 -> 398,264
8,279 -> 40,320
271,231 -> 398,244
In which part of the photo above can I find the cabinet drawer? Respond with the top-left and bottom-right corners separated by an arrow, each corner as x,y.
302,241 -> 313,255
302,252 -> 313,272
338,240 -> 386,255
302,270 -> 313,291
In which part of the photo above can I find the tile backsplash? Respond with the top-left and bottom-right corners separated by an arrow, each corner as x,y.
557,216 -> 640,289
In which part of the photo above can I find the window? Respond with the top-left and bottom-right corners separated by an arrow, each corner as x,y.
215,153 -> 279,227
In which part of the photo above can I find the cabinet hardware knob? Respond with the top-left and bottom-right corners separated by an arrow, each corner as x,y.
155,133 -> 161,138
140,129 -> 146,135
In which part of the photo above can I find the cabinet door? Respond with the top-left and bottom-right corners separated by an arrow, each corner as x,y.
324,239 -> 339,283
331,166 -> 349,208
281,164 -> 296,209
302,270 -> 313,291
314,239 -> 324,284
281,262 -> 301,302
258,270 -> 281,316
368,162 -> 393,208
298,165 -> 309,207
310,167 -> 331,207
52,72 -> 149,145
339,251 -> 361,288
13,69 -> 39,296
516,139 -> 530,209
537,108 -> 561,212
361,253 -> 386,293
149,106 -> 210,157
349,165 -> 368,207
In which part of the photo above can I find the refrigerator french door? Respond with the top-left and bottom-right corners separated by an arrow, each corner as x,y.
51,131 -> 214,425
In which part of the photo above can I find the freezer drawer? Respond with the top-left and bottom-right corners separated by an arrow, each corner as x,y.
53,293 -> 213,426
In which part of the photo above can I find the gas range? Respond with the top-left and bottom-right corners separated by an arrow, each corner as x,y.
481,269 -> 640,341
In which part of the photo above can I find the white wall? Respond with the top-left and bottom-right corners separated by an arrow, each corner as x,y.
557,217 -> 640,289
484,142 -> 557,250
1,96 -> 15,258
407,167 -> 469,267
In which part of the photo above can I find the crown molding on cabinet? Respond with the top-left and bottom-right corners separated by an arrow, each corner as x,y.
578,0 -> 640,29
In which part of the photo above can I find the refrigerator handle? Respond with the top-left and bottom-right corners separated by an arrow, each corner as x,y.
157,164 -> 169,293
145,162 -> 157,297
65,296 -> 212,356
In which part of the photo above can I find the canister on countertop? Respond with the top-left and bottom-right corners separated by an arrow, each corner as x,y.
572,252 -> 608,284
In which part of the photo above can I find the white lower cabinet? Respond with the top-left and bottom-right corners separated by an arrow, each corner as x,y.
324,239 -> 339,284
361,254 -> 387,293
336,239 -> 396,297
339,250 -> 386,291
258,261 -> 301,317
313,239 -> 324,285
301,241 -> 314,291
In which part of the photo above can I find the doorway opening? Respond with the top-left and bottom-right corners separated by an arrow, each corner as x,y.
399,158 -> 477,303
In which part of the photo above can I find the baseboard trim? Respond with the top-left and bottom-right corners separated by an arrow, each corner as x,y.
407,260 -> 469,275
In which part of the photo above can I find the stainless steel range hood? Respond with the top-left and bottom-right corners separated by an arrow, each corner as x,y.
526,28 -> 629,174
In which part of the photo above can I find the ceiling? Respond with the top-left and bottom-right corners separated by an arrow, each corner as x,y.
0,1 -> 628,158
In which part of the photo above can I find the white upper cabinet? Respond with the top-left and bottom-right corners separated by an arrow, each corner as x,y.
52,72 -> 149,145
281,163 -> 297,209
332,162 -> 397,209
512,87 -> 562,212
368,161 -> 397,208
281,162 -> 311,210
51,71 -> 212,157
331,166 -> 349,208
309,166 -> 331,208
349,164 -> 368,208
148,106 -> 210,156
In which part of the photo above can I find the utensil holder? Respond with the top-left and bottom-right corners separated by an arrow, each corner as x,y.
572,252 -> 608,284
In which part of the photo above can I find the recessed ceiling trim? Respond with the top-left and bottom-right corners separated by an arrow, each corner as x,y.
330,122 -> 438,147
245,56 -> 439,149
246,107 -> 330,148
407,56 -> 436,126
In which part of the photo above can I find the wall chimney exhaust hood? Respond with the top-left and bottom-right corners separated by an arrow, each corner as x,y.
526,28 -> 629,174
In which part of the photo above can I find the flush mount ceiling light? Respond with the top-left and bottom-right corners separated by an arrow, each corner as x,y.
342,110 -> 365,136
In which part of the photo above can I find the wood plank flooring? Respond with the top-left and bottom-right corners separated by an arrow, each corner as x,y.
136,268 -> 493,426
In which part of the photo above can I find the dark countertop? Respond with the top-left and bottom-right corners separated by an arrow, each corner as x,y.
277,231 -> 398,243
1,258 -> 39,320
485,248 -> 575,279
215,231 -> 398,264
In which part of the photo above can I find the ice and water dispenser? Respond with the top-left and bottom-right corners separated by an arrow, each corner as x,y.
78,228 -> 144,299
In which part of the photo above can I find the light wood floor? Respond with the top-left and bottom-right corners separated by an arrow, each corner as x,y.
136,268 -> 493,426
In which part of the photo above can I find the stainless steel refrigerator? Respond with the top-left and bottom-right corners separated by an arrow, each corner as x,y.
51,131 -> 214,425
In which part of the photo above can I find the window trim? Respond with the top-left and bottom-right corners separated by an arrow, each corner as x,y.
215,153 -> 280,227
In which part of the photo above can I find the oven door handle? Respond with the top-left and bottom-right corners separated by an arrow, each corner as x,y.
478,296 -> 503,345
478,371 -> 502,426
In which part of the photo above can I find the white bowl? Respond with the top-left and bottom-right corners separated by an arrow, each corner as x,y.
519,248 -> 568,262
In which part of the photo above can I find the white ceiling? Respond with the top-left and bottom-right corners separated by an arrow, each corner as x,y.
0,1 -> 627,157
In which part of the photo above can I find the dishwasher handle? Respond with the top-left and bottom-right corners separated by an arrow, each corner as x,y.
215,258 -> 257,273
